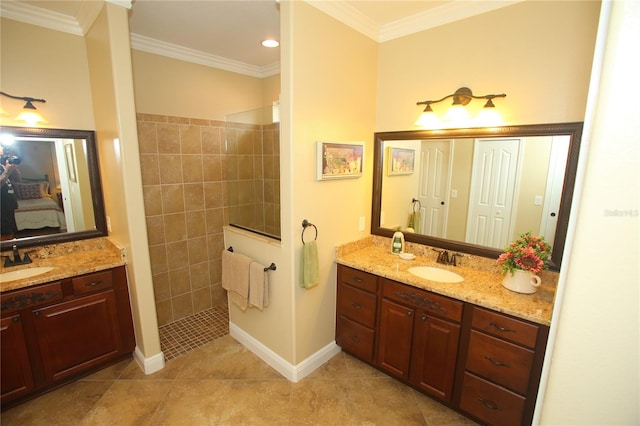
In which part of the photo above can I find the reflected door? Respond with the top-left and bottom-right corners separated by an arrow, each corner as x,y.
418,140 -> 451,237
466,138 -> 521,248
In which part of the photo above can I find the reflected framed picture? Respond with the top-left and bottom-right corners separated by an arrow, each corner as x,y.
388,147 -> 415,176
316,141 -> 364,180
65,144 -> 77,182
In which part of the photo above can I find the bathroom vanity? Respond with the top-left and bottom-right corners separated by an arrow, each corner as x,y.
0,239 -> 135,409
335,237 -> 555,426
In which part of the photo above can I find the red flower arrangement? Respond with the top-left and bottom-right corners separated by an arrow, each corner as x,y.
497,232 -> 552,275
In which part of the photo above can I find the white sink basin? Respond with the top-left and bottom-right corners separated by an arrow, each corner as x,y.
0,266 -> 55,283
407,266 -> 464,283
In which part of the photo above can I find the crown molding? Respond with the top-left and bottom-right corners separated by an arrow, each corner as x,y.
306,0 -> 524,43
0,1 -> 82,36
304,1 -> 379,41
130,34 -> 279,78
379,0 -> 524,42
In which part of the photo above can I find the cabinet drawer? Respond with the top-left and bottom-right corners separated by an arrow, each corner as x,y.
336,316 -> 375,362
472,307 -> 539,349
337,283 -> 376,328
72,270 -> 113,295
466,330 -> 534,395
1,282 -> 63,315
382,279 -> 462,322
459,372 -> 526,426
338,266 -> 377,293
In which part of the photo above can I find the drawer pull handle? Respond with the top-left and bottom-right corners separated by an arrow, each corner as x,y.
478,398 -> 501,411
489,322 -> 515,333
352,277 -> 363,283
351,303 -> 362,310
349,335 -> 360,343
85,281 -> 103,287
484,355 -> 510,368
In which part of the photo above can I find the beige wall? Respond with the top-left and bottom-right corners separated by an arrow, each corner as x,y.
0,18 -> 95,130
131,50 -> 279,121
85,3 -> 160,361
540,1 -> 639,423
287,2 -> 378,361
376,1 -> 600,130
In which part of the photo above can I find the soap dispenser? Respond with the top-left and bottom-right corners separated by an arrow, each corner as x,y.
391,231 -> 405,254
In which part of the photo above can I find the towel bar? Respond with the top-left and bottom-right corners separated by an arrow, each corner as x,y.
301,219 -> 318,244
226,246 -> 276,272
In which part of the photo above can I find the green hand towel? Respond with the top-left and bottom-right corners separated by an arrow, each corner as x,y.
302,240 -> 319,289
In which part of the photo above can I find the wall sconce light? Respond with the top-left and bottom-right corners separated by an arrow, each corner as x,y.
415,87 -> 506,129
0,91 -> 48,126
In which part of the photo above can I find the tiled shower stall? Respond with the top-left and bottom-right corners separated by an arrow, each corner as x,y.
136,113 -> 280,326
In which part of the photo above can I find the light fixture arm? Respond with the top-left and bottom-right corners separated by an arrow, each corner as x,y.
417,87 -> 505,108
0,91 -> 47,105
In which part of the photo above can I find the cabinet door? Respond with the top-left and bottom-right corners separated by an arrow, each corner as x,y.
1,314 -> 35,404
377,298 -> 414,379
32,290 -> 123,383
410,312 -> 460,402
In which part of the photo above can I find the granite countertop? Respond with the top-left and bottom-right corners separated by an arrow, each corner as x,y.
0,238 -> 126,293
335,237 -> 557,326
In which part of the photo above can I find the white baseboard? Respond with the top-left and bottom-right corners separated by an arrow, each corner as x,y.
133,346 -> 165,375
229,322 -> 341,382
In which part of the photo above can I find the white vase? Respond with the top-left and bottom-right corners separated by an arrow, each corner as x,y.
502,269 -> 542,294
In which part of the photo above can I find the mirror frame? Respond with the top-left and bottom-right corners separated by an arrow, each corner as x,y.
371,122 -> 583,271
0,126 -> 108,251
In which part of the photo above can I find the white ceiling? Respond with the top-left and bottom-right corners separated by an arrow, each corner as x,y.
3,1 -> 520,77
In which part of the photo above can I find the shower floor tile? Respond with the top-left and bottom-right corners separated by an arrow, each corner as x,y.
159,305 -> 229,361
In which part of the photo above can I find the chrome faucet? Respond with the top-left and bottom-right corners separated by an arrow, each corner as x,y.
435,250 -> 462,266
4,244 -> 32,267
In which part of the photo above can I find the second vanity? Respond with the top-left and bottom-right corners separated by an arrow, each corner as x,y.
0,238 -> 135,410
335,237 -> 556,426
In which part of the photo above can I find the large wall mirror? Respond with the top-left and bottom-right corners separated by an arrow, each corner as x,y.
372,122 -> 583,271
0,126 -> 107,251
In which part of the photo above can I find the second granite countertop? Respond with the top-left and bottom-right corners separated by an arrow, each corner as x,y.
0,238 -> 126,293
336,238 -> 557,326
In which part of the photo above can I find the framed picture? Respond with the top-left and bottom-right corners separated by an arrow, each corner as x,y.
316,141 -> 364,180
65,144 -> 77,182
388,147 -> 415,176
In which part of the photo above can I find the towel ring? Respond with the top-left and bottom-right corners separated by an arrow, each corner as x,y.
301,219 -> 318,245
411,198 -> 422,213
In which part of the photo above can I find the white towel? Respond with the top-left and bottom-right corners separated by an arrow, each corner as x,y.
249,261 -> 269,310
221,249 -> 252,311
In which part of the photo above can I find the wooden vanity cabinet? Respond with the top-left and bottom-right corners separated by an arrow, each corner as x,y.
0,266 -> 135,408
378,278 -> 462,402
335,264 -> 551,426
456,306 -> 549,426
335,266 -> 378,363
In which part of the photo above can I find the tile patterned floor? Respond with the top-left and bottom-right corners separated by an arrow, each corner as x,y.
2,316 -> 479,425
159,306 -> 229,360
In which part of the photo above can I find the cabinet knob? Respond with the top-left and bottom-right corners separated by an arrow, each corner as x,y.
34,311 -> 41,317
421,314 -> 427,322
407,311 -> 413,316
12,316 -> 20,323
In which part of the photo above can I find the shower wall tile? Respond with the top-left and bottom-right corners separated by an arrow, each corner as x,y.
138,114 -> 279,326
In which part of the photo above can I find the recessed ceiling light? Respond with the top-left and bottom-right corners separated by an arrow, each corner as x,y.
261,39 -> 279,48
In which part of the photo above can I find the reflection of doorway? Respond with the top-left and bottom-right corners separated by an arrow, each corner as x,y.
418,140 -> 452,237
466,138 -> 522,248
540,135 -> 570,242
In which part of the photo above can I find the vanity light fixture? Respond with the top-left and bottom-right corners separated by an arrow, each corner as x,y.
0,91 -> 47,126
415,87 -> 506,129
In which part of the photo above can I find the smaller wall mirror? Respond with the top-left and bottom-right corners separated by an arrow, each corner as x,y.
371,122 -> 583,271
0,126 -> 107,251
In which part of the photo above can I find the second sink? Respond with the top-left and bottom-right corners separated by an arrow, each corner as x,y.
0,266 -> 56,283
407,266 -> 464,283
